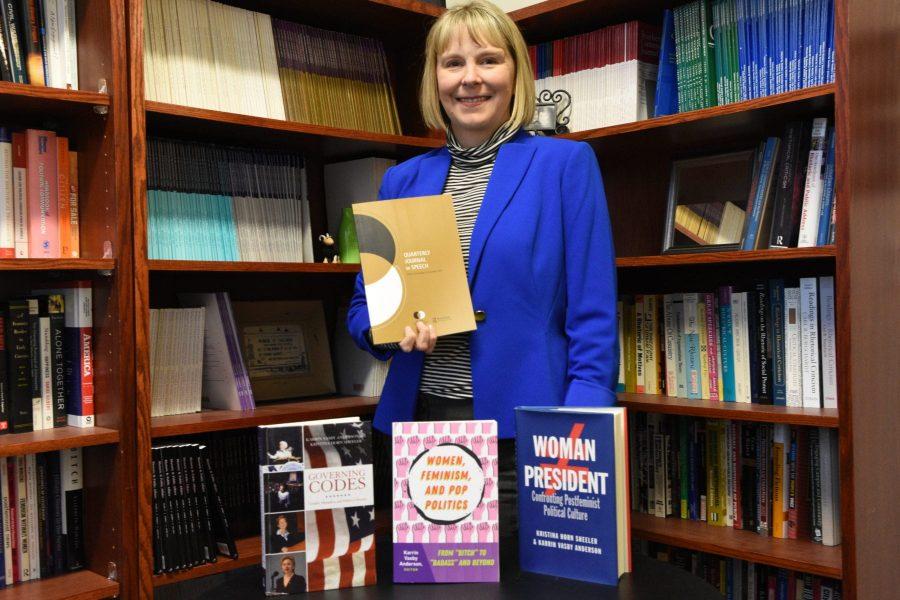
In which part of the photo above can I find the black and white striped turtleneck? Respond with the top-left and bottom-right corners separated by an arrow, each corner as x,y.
417,122 -> 520,400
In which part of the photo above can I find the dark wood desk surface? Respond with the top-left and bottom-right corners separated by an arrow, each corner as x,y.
156,535 -> 723,599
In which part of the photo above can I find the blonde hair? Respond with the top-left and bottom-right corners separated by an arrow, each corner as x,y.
420,0 -> 535,132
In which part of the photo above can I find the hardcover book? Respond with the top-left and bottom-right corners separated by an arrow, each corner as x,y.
391,420 -> 499,583
516,407 -> 630,586
353,195 -> 476,345
259,418 -> 375,594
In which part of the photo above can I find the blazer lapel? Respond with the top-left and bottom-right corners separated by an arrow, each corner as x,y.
467,137 -> 535,287
411,150 -> 451,197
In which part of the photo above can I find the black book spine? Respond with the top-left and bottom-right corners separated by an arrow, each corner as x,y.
809,428 -> 823,543
161,447 -> 184,571
151,448 -> 162,574
755,282 -> 772,405
16,0 -> 42,85
26,298 -> 40,431
47,451 -> 64,574
200,444 -> 238,559
0,311 -> 9,433
5,300 -> 32,433
47,295 -> 65,427
768,121 -> 802,248
190,446 -> 216,563
745,290 -> 761,404
61,447 -> 84,570
0,13 -> 13,80
1,0 -> 26,83
178,445 -> 204,566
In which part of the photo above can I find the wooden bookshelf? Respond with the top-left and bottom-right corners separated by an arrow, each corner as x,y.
150,396 -> 379,438
0,259 -> 116,272
616,246 -> 836,268
631,512 -> 842,579
565,85 -> 835,148
0,81 -> 109,120
117,0 -> 900,598
145,101 -> 441,160
0,570 -> 119,600
151,536 -> 262,587
618,393 -> 840,428
0,1 -> 138,600
0,427 -> 120,458
147,260 -> 360,274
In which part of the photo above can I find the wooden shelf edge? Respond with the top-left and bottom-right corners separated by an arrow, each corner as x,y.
368,0 -> 444,17
0,259 -> 116,272
147,260 -> 360,274
616,246 -> 836,268
562,85 -> 835,143
151,396 -> 379,438
145,101 -> 443,149
0,427 -> 120,458
153,536 -> 261,587
631,512 -> 842,579
0,569 -> 119,600
619,393 -> 840,428
0,82 -> 110,106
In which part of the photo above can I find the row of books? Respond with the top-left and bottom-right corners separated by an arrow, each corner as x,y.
528,21 -> 660,131
672,117 -> 835,252
618,276 -> 836,409
638,541 -> 842,599
0,128 -> 80,259
143,0 -> 401,135
0,0 -> 78,88
630,415 -> 841,546
655,0 -> 835,116
151,443 -> 237,574
146,137 -> 312,263
149,296 -> 338,417
742,118 -> 835,250
0,449 -> 84,588
1,281 -> 94,432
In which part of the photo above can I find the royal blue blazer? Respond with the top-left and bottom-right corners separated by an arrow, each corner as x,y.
347,130 -> 618,438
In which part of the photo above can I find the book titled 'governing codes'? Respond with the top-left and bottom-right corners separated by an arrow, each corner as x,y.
259,418 -> 375,595
516,407 -> 631,586
392,420 -> 499,583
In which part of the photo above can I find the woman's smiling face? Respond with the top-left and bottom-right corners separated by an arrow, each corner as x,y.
436,26 -> 514,147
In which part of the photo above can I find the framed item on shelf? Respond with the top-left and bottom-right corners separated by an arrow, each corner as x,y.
231,300 -> 336,402
661,150 -> 757,254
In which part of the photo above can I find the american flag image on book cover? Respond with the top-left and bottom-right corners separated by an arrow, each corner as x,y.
259,418 -> 375,595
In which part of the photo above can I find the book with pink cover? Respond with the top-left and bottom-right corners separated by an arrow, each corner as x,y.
392,420 -> 499,583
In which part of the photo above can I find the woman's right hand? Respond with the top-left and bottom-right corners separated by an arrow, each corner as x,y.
398,321 -> 436,354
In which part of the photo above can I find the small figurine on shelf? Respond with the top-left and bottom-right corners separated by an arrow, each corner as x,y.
318,233 -> 341,263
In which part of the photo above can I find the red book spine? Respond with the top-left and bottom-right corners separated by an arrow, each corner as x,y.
25,129 -> 59,258
56,137 -> 71,258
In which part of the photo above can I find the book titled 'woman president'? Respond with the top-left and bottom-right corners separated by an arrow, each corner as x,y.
516,407 -> 631,586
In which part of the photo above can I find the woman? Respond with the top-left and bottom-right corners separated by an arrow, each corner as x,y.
272,555 -> 305,594
270,514 -> 304,553
347,0 -> 618,530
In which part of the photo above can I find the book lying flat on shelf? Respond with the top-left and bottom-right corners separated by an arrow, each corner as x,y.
259,418 -> 375,594
353,195 -> 475,345
392,420 -> 499,583
516,407 -> 630,586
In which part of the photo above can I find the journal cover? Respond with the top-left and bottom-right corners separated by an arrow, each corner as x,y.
259,418 -> 375,594
516,407 -> 630,586
353,194 -> 476,345
392,420 -> 499,583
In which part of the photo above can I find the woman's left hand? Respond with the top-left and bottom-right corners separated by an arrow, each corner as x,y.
398,321 -> 437,354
